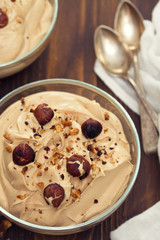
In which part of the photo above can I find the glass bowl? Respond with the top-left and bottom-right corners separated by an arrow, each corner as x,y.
0,0 -> 58,79
0,79 -> 140,235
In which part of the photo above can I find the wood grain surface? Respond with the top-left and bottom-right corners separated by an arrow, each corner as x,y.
0,0 -> 160,239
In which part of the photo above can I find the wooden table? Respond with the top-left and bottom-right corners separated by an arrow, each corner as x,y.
0,0 -> 160,239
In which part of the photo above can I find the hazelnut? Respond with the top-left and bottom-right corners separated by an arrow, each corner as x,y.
37,182 -> 44,188
5,145 -> 12,153
70,128 -> 79,135
3,133 -> 10,140
0,9 -> 8,28
17,195 -> 26,200
43,183 -> 65,208
71,189 -> 81,199
13,143 -> 35,166
61,119 -> 72,127
66,155 -> 90,179
33,103 -> 54,126
87,144 -> 97,154
55,124 -> 62,132
104,112 -> 110,120
21,166 -> 28,175
81,118 -> 102,139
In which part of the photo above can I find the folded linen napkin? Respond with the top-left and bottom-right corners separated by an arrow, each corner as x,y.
110,201 -> 160,240
94,1 -> 160,116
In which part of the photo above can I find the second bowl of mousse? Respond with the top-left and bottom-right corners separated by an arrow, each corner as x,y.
0,0 -> 58,78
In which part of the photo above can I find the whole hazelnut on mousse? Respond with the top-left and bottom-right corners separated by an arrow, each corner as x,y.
81,118 -> 102,139
33,103 -> 54,126
0,9 -> 8,28
43,183 -> 65,208
13,143 -> 35,166
67,155 -> 91,180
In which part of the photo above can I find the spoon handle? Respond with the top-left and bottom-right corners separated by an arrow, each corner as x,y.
128,53 -> 158,153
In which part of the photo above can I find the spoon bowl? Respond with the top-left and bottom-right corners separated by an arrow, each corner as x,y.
94,25 -> 159,132
114,0 -> 144,51
94,25 -> 132,77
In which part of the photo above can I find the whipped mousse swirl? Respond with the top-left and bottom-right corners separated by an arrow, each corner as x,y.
0,92 -> 133,226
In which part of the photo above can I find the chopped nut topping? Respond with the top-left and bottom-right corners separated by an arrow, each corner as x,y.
17,194 -> 26,200
87,144 -> 97,154
109,147 -> 114,150
24,121 -> 29,125
53,147 -> 58,152
39,209 -> 42,214
37,172 -> 42,177
5,145 -> 12,153
3,133 -> 10,140
110,159 -> 116,164
55,124 -> 62,132
34,133 -> 41,139
64,133 -> 69,138
71,189 -> 81,199
35,162 -> 42,168
61,119 -> 72,127
40,129 -> 44,134
16,17 -> 22,24
60,174 -> 64,180
66,145 -> 71,152
104,128 -> 108,133
44,167 -> 48,171
70,128 -> 79,135
104,112 -> 110,120
91,164 -> 101,171
44,146 -> 50,152
20,97 -> 25,105
21,166 -> 28,175
57,165 -> 61,170
102,161 -> 107,165
37,182 -> 44,188
50,152 -> 63,165
50,157 -> 57,165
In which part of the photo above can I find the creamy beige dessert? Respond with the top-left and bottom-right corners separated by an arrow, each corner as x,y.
0,0 -> 53,65
0,92 -> 133,226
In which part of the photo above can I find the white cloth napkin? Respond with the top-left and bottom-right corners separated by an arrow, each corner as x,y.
94,1 -> 160,116
110,201 -> 160,240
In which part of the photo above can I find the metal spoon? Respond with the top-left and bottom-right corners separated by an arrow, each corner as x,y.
94,25 -> 159,134
114,0 -> 158,153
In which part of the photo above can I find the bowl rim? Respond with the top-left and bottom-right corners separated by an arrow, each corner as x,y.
0,78 -> 141,232
0,0 -> 58,69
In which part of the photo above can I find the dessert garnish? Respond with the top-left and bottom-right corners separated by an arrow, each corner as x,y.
44,183 -> 65,207
81,118 -> 102,139
13,143 -> 35,166
67,154 -> 91,180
